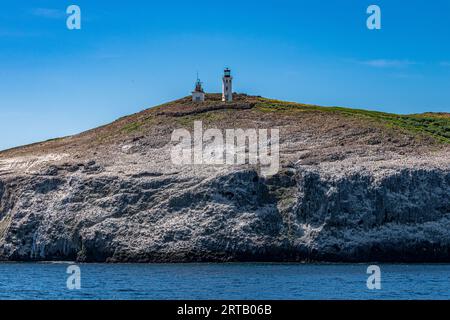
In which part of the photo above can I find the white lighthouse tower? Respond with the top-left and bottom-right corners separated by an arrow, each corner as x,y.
222,68 -> 233,102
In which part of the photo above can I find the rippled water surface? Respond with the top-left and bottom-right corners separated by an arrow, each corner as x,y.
0,263 -> 449,300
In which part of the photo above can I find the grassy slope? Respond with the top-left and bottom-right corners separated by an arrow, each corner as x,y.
1,95 -> 448,158
255,98 -> 450,144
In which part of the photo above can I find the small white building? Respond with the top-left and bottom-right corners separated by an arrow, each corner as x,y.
222,68 -> 233,102
192,76 -> 205,102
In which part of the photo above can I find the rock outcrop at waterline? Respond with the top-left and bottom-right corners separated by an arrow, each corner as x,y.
0,94 -> 449,262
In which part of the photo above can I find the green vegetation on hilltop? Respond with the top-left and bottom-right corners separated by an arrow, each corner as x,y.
116,96 -> 450,143
256,98 -> 450,143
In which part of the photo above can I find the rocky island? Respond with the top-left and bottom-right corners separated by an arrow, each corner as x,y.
0,94 -> 449,262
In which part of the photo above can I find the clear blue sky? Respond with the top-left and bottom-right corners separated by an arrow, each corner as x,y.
1,0 -> 449,151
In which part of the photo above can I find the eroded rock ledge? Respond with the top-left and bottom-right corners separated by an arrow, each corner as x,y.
0,154 -> 448,263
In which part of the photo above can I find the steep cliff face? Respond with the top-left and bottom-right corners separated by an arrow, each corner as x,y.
0,95 -> 449,262
290,163 -> 450,261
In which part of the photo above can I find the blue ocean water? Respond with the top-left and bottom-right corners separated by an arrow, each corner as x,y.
0,263 -> 449,300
